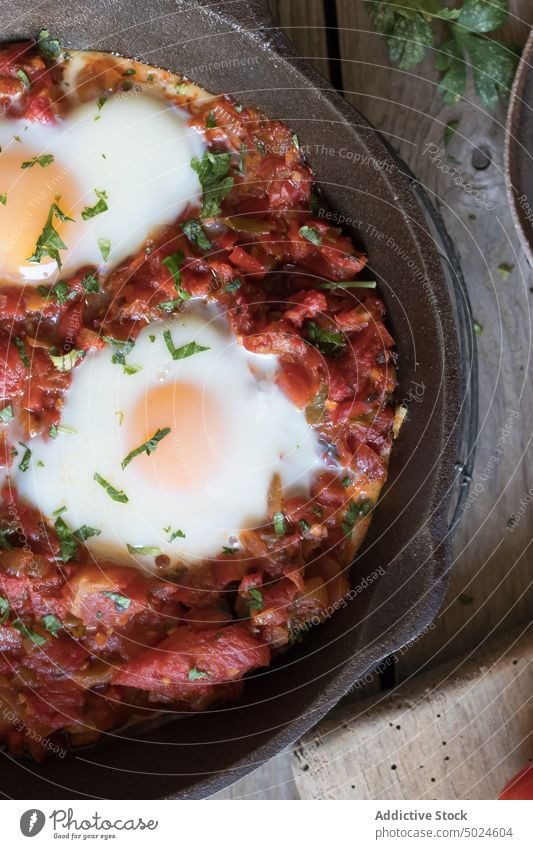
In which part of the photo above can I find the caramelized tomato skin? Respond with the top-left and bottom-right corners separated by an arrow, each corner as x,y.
0,43 -> 398,758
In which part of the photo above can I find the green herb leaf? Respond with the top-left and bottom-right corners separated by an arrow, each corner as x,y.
27,200 -> 73,269
246,587 -> 263,614
81,189 -> 108,220
54,511 -> 78,562
181,219 -> 212,251
49,423 -> 58,439
0,596 -> 10,624
13,337 -> 30,368
0,193 -> 6,206
161,250 -> 190,301
163,330 -> 210,361
41,613 -> 63,637
18,443 -> 31,472
126,544 -> 162,556
306,321 -> 346,355
341,476 -> 352,487
273,511 -> 286,536
98,237 -> 111,262
188,667 -> 210,681
12,619 -> 46,646
94,472 -> 129,503
342,499 -> 373,536
49,349 -> 85,371
497,262 -> 513,280
16,69 -> 31,89
299,519 -> 311,534
73,525 -> 102,542
318,280 -> 377,290
0,405 -> 14,424
206,110 -> 216,128
81,271 -> 99,293
474,320 -> 483,336
37,29 -> 62,61
299,225 -> 322,245
458,0 -> 508,33
103,336 -> 135,366
163,526 -> 186,542
21,154 -> 54,169
191,150 -> 234,218
122,363 -> 142,376
122,68 -> 136,76
101,591 -> 131,611
224,278 -> 241,293
121,427 -> 171,469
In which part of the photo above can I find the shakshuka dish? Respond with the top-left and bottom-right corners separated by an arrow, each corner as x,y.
0,32 -> 401,760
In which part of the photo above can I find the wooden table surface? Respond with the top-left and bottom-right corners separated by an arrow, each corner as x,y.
214,0 -> 533,800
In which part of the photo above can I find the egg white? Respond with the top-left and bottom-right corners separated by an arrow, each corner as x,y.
0,92 -> 204,284
13,304 -> 323,567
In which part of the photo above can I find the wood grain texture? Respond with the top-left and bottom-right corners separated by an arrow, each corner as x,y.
270,0 -> 330,78
335,0 -> 533,681
292,625 -> 533,800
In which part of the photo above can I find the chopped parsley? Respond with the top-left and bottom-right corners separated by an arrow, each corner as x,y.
81,271 -> 99,293
49,349 -> 85,371
163,330 -> 209,361
299,225 -> 322,245
0,405 -> 13,424
273,511 -> 286,536
126,544 -> 162,556
306,321 -> 346,356
224,278 -> 241,294
103,336 -> 135,366
12,619 -> 46,646
0,194 -> 6,205
18,443 -> 31,472
341,499 -> 373,536
73,524 -> 101,542
41,613 -> 62,637
54,509 -> 78,563
101,591 -> 131,611
0,596 -> 10,623
188,667 -> 210,681
206,110 -> 216,128
341,476 -> 352,487
299,519 -> 311,534
121,427 -> 171,469
161,250 -> 190,301
246,587 -> 263,614
122,68 -> 136,76
97,96 -> 107,112
0,530 -> 12,551
81,189 -> 109,220
123,364 -> 142,376
94,472 -> 129,503
191,149 -> 234,218
13,336 -> 30,368
157,298 -> 183,313
181,219 -> 211,251
164,526 -> 186,542
16,69 -> 31,89
21,154 -> 54,170
49,423 -> 58,439
98,237 -> 111,262
318,280 -> 377,290
27,200 -> 73,269
37,29 -> 62,62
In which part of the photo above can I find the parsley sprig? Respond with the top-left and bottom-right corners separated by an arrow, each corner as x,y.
366,0 -> 519,109
191,150 -> 234,218
27,199 -> 73,269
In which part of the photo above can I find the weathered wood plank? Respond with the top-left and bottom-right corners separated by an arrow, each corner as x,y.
271,0 -> 330,80
335,0 -> 533,681
292,625 -> 533,800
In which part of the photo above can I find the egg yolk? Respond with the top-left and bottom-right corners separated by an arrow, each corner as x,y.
0,151 -> 79,284
127,381 -> 228,489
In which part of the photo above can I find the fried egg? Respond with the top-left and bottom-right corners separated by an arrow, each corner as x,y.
14,303 -> 323,566
0,92 -> 204,285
